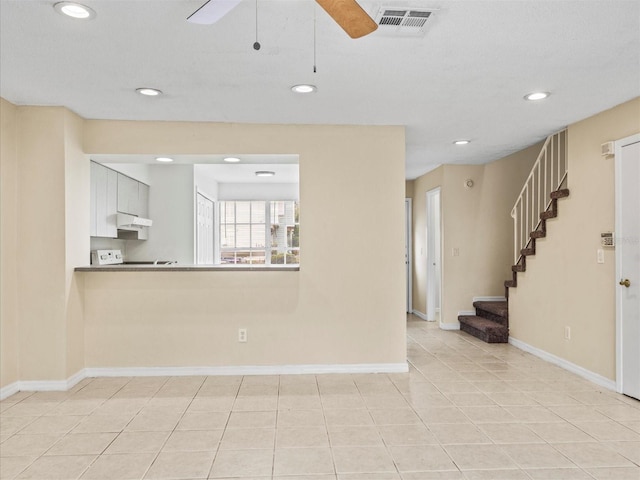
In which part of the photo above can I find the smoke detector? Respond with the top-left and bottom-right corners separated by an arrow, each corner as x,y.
374,7 -> 435,36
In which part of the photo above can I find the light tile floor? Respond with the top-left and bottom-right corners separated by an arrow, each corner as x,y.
1,315 -> 639,479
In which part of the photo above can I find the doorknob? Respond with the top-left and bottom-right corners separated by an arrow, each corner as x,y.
619,279 -> 631,288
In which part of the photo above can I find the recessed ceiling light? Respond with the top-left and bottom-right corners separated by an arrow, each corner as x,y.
54,2 -> 96,19
524,92 -> 550,101
454,140 -> 470,145
223,157 -> 241,163
136,88 -> 162,97
155,157 -> 173,163
255,171 -> 276,177
291,84 -> 317,94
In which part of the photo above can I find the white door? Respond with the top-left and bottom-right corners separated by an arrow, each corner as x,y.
196,193 -> 215,264
426,188 -> 441,322
616,134 -> 640,400
405,199 -> 413,313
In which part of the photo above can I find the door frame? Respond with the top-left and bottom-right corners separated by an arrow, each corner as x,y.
405,198 -> 413,314
615,133 -> 640,394
426,187 -> 441,322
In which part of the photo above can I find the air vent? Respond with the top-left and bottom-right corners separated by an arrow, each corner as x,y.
375,7 -> 434,35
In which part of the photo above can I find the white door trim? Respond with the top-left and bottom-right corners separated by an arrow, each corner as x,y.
405,198 -> 413,313
426,187 -> 441,322
615,133 -> 640,394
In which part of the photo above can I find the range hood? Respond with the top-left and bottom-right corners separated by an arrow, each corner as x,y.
117,213 -> 152,240
117,213 -> 153,229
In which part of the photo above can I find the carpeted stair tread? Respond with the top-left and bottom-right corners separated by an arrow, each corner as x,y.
473,301 -> 509,319
550,189 -> 570,199
459,315 -> 508,343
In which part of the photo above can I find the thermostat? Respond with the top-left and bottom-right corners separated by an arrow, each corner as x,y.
601,232 -> 615,247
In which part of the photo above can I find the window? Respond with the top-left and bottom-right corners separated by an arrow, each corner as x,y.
219,201 -> 299,265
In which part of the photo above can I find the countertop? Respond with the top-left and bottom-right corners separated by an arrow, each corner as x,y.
75,264 -> 300,272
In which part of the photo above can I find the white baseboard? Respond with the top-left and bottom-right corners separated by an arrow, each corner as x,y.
440,321 -> 461,330
85,363 -> 409,378
411,310 -> 429,321
473,296 -> 507,302
0,382 -> 20,401
0,369 -> 86,401
1,363 -> 409,399
508,336 -> 616,391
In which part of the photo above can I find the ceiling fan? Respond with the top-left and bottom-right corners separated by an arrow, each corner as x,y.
187,0 -> 378,39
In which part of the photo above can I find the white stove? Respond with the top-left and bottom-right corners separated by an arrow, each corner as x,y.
91,249 -> 123,265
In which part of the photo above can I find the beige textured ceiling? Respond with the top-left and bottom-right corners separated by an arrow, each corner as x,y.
1,0 -> 638,179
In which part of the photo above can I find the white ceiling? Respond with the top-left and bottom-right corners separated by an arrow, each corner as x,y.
1,0 -> 638,179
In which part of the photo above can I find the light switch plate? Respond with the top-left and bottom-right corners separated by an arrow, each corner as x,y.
597,249 -> 604,264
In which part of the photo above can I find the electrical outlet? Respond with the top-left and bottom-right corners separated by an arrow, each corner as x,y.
564,326 -> 571,340
238,328 -> 247,343
597,249 -> 604,264
452,247 -> 460,257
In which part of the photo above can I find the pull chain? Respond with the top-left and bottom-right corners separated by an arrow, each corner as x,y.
253,0 -> 261,50
313,2 -> 317,72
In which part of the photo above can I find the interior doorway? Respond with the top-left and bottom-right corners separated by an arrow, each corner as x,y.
615,133 -> 640,400
405,199 -> 413,313
426,188 -> 441,322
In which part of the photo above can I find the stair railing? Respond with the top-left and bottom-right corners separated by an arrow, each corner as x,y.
511,129 -> 568,264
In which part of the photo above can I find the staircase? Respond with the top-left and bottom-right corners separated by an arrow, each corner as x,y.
504,188 -> 570,297
458,130 -> 569,343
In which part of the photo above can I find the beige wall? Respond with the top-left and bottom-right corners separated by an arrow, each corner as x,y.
509,98 -> 640,381
64,109 -> 88,378
83,121 -> 406,367
1,99 -> 19,387
15,106 -> 70,381
405,180 -> 414,199
410,146 -> 539,323
1,105 -> 406,383
0,102 -> 406,386
8,105 -> 88,384
81,120 -> 408,369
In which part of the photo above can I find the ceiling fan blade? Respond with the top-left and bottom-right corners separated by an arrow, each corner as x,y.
187,0 -> 243,25
315,0 -> 378,39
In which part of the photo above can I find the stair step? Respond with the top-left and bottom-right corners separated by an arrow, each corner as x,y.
504,279 -> 517,288
512,256 -> 526,273
551,189 -> 570,199
473,300 -> 508,326
540,210 -> 557,220
521,247 -> 536,256
473,301 -> 508,318
459,315 -> 508,343
530,230 -> 546,239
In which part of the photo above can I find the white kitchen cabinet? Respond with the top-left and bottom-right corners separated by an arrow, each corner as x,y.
117,173 -> 139,215
102,168 -> 118,237
138,183 -> 149,218
90,162 -> 98,236
92,164 -> 150,239
137,183 -> 149,239
90,162 -> 118,238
